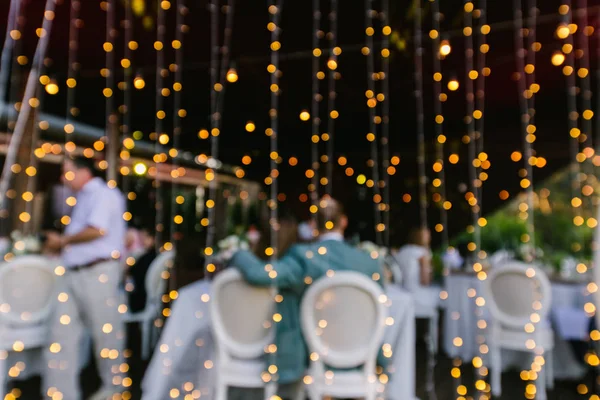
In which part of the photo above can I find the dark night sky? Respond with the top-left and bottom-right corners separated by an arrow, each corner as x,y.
1,0 -> 599,244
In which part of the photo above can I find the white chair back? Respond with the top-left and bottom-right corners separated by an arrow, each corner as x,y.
300,271 -> 386,370
210,269 -> 275,359
145,250 -> 174,306
484,261 -> 551,330
0,255 -> 57,325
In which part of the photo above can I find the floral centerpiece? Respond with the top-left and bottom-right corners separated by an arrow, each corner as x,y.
357,241 -> 388,259
8,231 -> 42,256
213,234 -> 250,263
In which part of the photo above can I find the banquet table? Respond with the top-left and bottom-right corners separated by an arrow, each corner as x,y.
442,270 -> 592,380
141,281 -> 417,400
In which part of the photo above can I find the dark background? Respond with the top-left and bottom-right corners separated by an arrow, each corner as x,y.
1,0 -> 599,246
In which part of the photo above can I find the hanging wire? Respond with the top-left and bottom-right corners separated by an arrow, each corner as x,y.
0,0 -> 57,213
414,0 -> 428,232
215,0 -> 235,129
268,0 -> 283,258
154,0 -> 167,251
310,0 -> 321,229
0,0 -> 20,108
430,0 -> 449,250
325,0 -> 337,197
204,0 -> 220,270
170,0 -> 186,243
380,0 -> 391,248
513,0 -> 536,251
365,0 -> 383,245
121,0 -> 133,201
474,0 -> 488,212
104,0 -> 118,185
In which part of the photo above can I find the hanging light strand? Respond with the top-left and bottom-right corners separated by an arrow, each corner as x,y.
380,0 -> 391,247
204,0 -> 220,269
170,0 -> 187,242
513,0 -> 536,251
104,0 -> 118,185
215,0 -> 235,129
268,0 -> 283,258
310,0 -> 321,228
0,0 -> 56,215
465,1 -> 482,259
414,0 -> 428,231
325,0 -> 337,196
0,0 -> 21,110
365,0 -> 383,245
121,0 -> 133,198
154,0 -> 168,251
475,0 -> 488,208
430,0 -> 449,249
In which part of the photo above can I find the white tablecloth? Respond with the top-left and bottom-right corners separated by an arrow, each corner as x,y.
141,281 -> 417,400
442,273 -> 591,380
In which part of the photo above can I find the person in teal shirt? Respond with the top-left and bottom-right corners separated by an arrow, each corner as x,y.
230,196 -> 387,386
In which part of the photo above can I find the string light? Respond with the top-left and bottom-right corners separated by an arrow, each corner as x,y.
365,0 -> 383,245
325,0 -> 337,197
154,0 -> 167,252
414,0 -> 428,232
267,0 -> 283,392
104,0 -> 118,185
170,0 -> 187,243
0,0 -> 56,231
120,0 -> 133,204
380,0 -> 391,247
310,0 -> 321,230
429,0 -> 449,250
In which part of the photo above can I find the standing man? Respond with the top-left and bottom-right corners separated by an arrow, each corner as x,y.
44,156 -> 126,400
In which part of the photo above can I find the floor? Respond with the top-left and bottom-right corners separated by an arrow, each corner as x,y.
8,321 -> 597,399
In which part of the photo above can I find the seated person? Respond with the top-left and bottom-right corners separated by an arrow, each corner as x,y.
393,226 -> 440,309
230,196 -> 386,387
125,227 -> 157,313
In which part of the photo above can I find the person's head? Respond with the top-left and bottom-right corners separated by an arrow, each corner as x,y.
139,227 -> 155,250
254,207 -> 298,259
317,196 -> 348,236
408,226 -> 431,247
62,156 -> 98,192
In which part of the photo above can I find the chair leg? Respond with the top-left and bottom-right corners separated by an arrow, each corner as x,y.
0,357 -> 6,400
545,351 -> 554,390
490,344 -> 501,397
264,382 -> 278,400
214,381 -> 227,400
141,320 -> 151,360
430,313 -> 439,354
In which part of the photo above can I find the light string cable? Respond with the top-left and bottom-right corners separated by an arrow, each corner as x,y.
268,0 -> 283,261
154,0 -> 167,252
474,0 -> 489,215
215,0 -> 235,134
430,0 -> 449,251
0,0 -> 57,214
557,2 -> 583,257
464,0 -> 482,268
121,0 -> 133,213
204,0 -> 220,269
513,0 -> 536,252
169,0 -> 187,251
575,0 -> 595,223
325,0 -> 337,197
0,0 -> 20,118
266,0 -> 283,393
380,0 -> 391,247
596,8 -> 600,153
105,0 -> 118,186
474,1 -> 492,398
414,0 -> 428,232
365,0 -> 383,246
310,0 -> 321,228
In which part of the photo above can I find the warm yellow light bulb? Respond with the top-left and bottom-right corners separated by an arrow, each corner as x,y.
447,79 -> 459,91
226,68 -> 238,83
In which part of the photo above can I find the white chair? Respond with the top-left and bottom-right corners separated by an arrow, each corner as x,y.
123,250 -> 174,360
0,256 -> 58,398
484,262 -> 554,399
298,271 -> 387,400
210,269 -> 276,400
